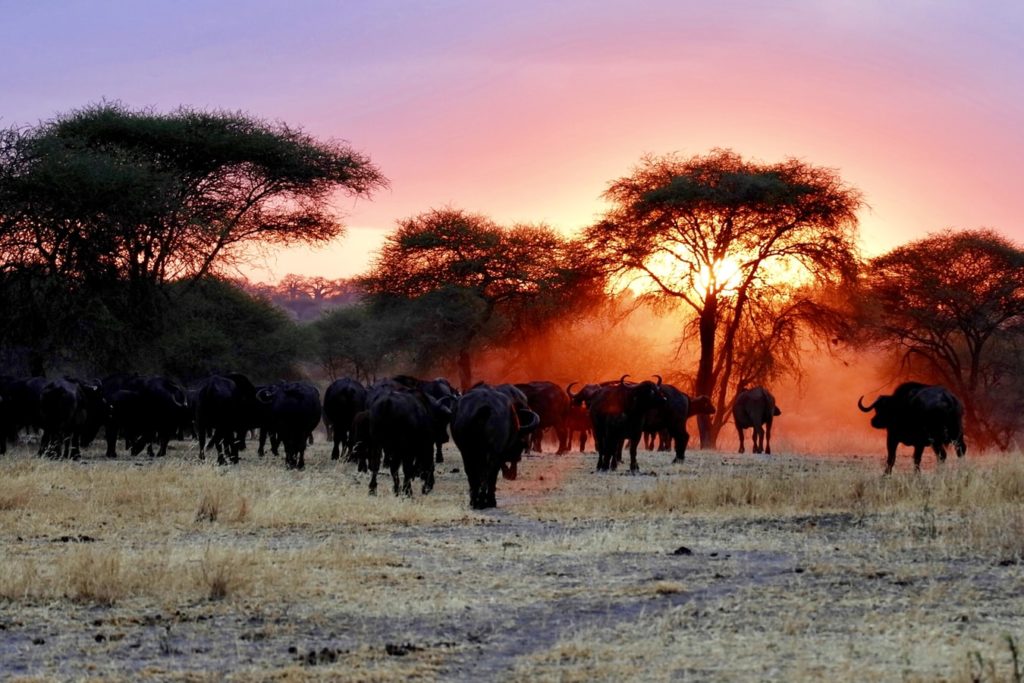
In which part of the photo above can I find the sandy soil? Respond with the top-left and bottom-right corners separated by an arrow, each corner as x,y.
1,440 -> 1022,681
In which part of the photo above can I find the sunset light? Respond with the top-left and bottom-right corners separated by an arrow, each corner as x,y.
693,257 -> 743,298
4,3 -> 1024,680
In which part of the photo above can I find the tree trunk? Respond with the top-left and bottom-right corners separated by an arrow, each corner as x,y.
457,349 -> 473,392
694,294 -> 718,448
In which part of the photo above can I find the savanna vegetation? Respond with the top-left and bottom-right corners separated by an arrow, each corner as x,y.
1,442 -> 1023,680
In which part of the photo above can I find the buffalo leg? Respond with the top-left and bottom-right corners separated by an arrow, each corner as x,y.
421,449 -> 435,494
258,427 -> 268,457
105,423 -> 119,458
884,434 -> 899,474
556,426 -> 569,455
435,441 -> 444,464
658,429 -> 671,452
628,434 -> 640,472
764,421 -> 773,455
331,430 -> 342,460
737,427 -> 745,454
367,446 -> 381,496
673,430 -> 690,463
390,454 -> 403,496
752,425 -> 765,454
912,444 -> 924,471
462,454 -> 480,507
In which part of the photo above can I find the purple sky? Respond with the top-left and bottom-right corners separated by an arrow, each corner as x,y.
3,1 -> 1023,281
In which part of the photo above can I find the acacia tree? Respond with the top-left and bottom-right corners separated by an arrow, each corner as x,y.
360,208 -> 596,388
585,149 -> 862,446
861,229 -> 1024,449
0,103 -> 383,374
0,103 -> 385,287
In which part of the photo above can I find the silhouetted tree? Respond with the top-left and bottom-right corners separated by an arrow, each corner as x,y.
584,149 -> 862,446
0,103 -> 383,373
860,229 -> 1024,449
0,103 -> 385,288
360,208 -> 596,387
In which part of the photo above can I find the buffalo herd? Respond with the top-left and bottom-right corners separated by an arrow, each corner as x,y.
0,372 -> 968,508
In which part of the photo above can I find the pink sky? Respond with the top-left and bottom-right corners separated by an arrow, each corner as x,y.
3,1 -> 1022,281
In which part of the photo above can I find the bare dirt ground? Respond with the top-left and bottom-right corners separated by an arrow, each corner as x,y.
1,438 -> 1023,682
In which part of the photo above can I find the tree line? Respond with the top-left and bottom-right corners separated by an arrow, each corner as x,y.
2,103 -> 1022,450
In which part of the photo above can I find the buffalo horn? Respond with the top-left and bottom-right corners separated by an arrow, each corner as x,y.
517,409 -> 540,432
653,374 -> 663,386
857,395 -> 878,413
619,374 -> 630,385
566,382 -> 579,400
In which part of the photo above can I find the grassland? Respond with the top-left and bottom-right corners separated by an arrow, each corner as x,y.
1,439 -> 1023,681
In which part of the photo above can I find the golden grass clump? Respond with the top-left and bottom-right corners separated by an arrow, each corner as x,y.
198,546 -> 250,601
564,458 -> 1024,517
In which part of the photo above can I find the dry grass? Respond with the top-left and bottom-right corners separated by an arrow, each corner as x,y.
1,442 -> 1023,680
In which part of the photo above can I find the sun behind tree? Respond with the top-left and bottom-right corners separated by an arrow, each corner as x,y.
585,148 -> 863,447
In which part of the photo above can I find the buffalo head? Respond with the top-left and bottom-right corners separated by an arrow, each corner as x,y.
858,394 -> 893,429
688,395 -> 716,416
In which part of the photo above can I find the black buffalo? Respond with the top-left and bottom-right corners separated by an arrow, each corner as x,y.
733,386 -> 782,455
364,381 -> 451,496
641,382 -> 715,463
195,373 -> 258,465
38,378 -> 107,459
568,375 -> 667,472
323,377 -> 367,461
104,376 -> 189,458
0,376 -> 47,453
391,375 -> 459,463
255,381 -> 322,470
514,381 -> 571,454
451,383 -> 540,509
858,382 -> 966,474
565,401 -> 592,453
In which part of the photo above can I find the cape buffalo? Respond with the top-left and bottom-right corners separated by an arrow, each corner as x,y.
104,376 -> 189,458
255,381 -> 322,470
858,382 -> 966,474
733,386 -> 781,455
391,375 -> 459,463
569,375 -> 667,472
323,377 -> 367,461
0,376 -> 47,453
514,381 -> 571,454
38,378 -> 106,459
642,382 -> 715,463
365,381 -> 451,496
451,383 -> 540,509
195,373 -> 258,465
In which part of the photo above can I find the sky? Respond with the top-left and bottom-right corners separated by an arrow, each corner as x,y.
2,0 -> 1023,282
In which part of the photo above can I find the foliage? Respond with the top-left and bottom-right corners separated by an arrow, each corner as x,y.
584,149 -> 863,445
0,102 -> 385,288
156,278 -> 308,382
860,229 -> 1024,449
312,304 -> 401,382
359,208 -> 599,387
